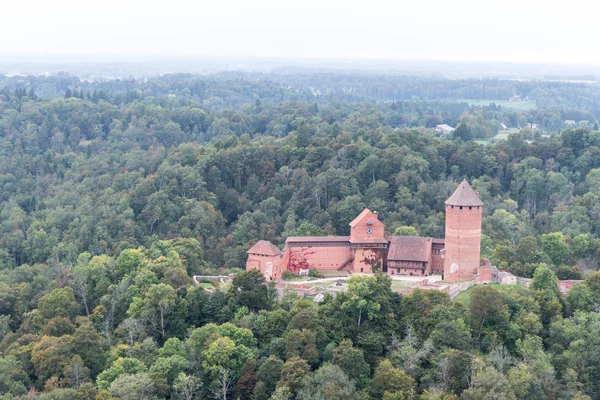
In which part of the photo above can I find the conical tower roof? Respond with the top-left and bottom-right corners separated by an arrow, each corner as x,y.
445,180 -> 483,206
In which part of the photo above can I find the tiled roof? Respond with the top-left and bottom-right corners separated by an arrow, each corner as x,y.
387,236 -> 432,262
247,240 -> 281,256
349,208 -> 374,227
286,236 -> 350,244
349,237 -> 389,244
445,180 -> 484,207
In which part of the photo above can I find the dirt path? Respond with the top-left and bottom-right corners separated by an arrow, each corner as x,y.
283,274 -> 442,285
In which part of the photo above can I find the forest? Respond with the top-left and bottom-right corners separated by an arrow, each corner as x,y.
2,72 -> 600,399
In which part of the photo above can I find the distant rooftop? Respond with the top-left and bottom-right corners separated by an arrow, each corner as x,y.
387,236 -> 432,262
435,124 -> 455,132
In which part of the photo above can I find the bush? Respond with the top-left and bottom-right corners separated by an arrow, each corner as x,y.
309,267 -> 322,278
283,270 -> 294,280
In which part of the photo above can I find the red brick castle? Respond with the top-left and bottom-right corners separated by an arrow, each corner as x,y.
246,180 -> 485,282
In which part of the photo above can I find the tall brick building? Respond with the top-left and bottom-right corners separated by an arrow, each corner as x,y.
246,180 -> 483,282
443,180 -> 484,280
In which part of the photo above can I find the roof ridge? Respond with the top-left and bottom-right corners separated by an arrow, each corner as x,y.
445,180 -> 483,206
349,208 -> 374,227
247,240 -> 281,255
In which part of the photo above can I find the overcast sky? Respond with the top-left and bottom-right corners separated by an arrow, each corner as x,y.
2,0 -> 599,64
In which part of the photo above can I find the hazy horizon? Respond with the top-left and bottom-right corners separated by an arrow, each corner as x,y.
4,0 -> 600,65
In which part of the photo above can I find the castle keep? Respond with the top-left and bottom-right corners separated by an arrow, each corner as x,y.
443,180 -> 484,280
246,180 -> 484,282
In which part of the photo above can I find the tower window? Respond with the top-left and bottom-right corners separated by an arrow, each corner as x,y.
469,206 -> 472,210
460,206 -> 463,210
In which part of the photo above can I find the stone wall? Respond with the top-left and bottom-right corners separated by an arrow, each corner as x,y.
516,277 -> 532,287
447,279 -> 491,299
192,274 -> 235,285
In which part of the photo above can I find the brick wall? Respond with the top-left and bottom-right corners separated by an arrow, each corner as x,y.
443,204 -> 482,280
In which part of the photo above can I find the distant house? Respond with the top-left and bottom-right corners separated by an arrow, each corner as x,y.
435,124 -> 455,134
531,123 -> 540,131
499,123 -> 507,130
564,120 -> 576,126
509,95 -> 522,102
509,95 -> 529,103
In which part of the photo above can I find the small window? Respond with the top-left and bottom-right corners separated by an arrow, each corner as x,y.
360,268 -> 364,272
460,206 -> 463,210
469,206 -> 472,210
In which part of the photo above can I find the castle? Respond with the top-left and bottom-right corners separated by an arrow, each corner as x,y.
246,180 -> 487,282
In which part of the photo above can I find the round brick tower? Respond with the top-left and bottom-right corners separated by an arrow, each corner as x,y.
443,180 -> 483,281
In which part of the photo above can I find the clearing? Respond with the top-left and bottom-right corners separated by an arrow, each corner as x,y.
475,128 -> 520,145
465,99 -> 537,111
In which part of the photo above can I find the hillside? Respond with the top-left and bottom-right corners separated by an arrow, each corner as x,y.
1,74 -> 600,399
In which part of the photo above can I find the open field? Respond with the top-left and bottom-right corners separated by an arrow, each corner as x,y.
466,99 -> 537,110
493,128 -> 520,140
475,128 -> 520,145
453,283 -> 531,307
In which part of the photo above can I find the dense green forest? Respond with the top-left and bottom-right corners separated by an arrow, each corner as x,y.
3,73 -> 600,399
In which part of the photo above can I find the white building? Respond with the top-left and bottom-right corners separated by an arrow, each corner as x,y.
435,124 -> 455,134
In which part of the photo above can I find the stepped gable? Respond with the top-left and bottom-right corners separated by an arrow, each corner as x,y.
445,180 -> 483,206
247,240 -> 281,256
387,236 -> 432,262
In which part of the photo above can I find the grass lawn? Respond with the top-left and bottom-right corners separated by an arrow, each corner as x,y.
466,99 -> 537,111
320,271 -> 349,278
309,281 -> 339,288
476,129 -> 520,146
453,283 -> 531,307
390,281 -> 414,291
439,279 -> 472,283
493,128 -> 519,140
198,282 -> 216,289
